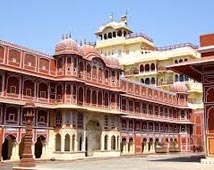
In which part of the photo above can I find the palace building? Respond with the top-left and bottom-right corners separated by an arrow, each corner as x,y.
95,16 -> 204,150
0,18 -> 203,161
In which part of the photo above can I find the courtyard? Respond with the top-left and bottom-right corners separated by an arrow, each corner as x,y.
1,153 -> 212,170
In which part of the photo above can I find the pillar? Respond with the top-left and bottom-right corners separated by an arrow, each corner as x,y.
19,105 -> 35,167
144,142 -> 149,153
31,143 -> 35,159
150,142 -> 155,153
108,135 -> 111,150
61,135 -> 65,152
101,134 -> 104,151
10,142 -> 19,161
41,142 -> 47,159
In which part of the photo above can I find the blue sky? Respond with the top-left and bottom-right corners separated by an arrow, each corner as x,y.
0,0 -> 213,54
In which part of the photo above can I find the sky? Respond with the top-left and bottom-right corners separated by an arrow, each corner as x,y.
0,0 -> 213,54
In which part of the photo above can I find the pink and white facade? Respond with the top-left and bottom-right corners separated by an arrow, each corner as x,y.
0,36 -> 195,161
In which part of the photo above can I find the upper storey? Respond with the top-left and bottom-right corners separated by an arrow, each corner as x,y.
95,16 -> 155,58
0,37 -> 122,90
0,37 -> 188,109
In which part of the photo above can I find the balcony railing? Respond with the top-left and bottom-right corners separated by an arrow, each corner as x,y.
126,33 -> 153,42
155,43 -> 198,51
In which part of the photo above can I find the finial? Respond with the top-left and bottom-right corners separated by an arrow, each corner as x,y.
109,12 -> 114,22
65,34 -> 68,39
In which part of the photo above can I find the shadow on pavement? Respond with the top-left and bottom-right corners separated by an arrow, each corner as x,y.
149,154 -> 205,163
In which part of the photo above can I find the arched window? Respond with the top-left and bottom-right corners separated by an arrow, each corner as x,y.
78,62 -> 84,78
56,112 -> 62,127
92,90 -> 97,105
113,31 -> 116,38
7,76 -> 19,94
145,78 -> 150,85
66,84 -> 71,95
104,115 -> 108,130
151,77 -> 156,85
86,89 -> 90,103
104,92 -> 108,107
38,82 -> 48,98
78,135 -> 82,151
23,79 -> 34,97
123,31 -> 127,37
57,84 -> 62,100
55,134 -> 61,151
77,112 -> 83,129
174,60 -> 178,64
73,84 -> 76,99
141,79 -> 144,84
64,134 -> 70,151
104,33 -> 107,40
179,59 -> 183,63
117,30 -> 122,37
98,91 -> 102,106
151,63 -> 155,71
121,138 -> 126,152
175,74 -> 178,82
140,65 -> 144,72
108,32 -> 112,39
105,70 -> 109,79
111,136 -> 116,150
145,64 -> 150,72
87,64 -> 91,78
78,87 -> 83,105
179,74 -> 184,82
5,106 -> 18,124
104,135 -> 108,150
184,58 -> 188,62
128,138 -> 133,152
92,66 -> 97,79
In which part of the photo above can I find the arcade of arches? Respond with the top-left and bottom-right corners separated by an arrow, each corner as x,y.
0,109 -> 186,161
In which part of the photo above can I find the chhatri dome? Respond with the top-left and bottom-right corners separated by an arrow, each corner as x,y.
170,82 -> 188,93
55,34 -> 79,55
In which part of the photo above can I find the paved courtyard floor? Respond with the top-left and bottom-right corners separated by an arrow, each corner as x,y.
1,153 -> 213,170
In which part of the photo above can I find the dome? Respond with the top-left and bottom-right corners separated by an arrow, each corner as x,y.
55,38 -> 79,55
107,56 -> 120,68
170,82 -> 188,93
81,44 -> 99,56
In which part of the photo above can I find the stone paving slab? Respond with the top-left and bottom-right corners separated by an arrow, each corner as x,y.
1,153 -> 214,170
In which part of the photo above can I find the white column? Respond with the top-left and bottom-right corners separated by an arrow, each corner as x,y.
150,142 -> 155,153
82,134 -> 85,152
61,135 -> 65,152
10,142 -> 19,161
32,143 -> 35,158
75,135 -> 78,152
143,142 -> 148,154
101,133 -> 104,151
108,135 -> 111,150
41,142 -> 47,159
